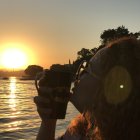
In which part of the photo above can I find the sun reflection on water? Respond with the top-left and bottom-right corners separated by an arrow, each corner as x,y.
7,120 -> 22,131
9,77 -> 17,111
8,77 -> 21,131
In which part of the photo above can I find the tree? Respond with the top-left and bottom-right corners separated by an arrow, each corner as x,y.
77,48 -> 91,59
100,25 -> 140,45
73,47 -> 98,74
24,65 -> 43,77
73,26 -> 140,76
50,64 -> 73,72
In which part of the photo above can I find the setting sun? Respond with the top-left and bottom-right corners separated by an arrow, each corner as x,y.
1,48 -> 27,69
0,42 -> 37,70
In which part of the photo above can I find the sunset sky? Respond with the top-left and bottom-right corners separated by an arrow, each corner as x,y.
0,0 -> 140,69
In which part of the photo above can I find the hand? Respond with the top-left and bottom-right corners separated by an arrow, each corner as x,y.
34,95 -> 53,122
34,87 -> 58,140
34,87 -> 72,121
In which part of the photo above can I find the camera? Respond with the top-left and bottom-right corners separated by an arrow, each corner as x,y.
35,65 -> 72,119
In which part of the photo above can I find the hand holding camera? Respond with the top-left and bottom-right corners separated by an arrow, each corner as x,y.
34,65 -> 72,120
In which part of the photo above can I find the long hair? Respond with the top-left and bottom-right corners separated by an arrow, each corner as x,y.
67,111 -> 101,140
68,37 -> 140,140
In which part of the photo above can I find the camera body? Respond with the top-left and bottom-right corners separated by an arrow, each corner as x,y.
39,69 -> 72,88
36,67 -> 72,119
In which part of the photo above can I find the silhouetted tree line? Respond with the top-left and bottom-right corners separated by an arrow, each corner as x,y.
24,65 -> 43,77
25,26 -> 140,78
72,25 -> 140,74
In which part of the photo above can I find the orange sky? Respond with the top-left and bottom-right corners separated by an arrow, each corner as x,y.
0,0 -> 140,70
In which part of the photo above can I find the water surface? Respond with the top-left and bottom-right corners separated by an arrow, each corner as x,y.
0,77 -> 78,140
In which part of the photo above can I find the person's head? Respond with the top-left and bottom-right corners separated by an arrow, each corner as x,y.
91,37 -> 140,140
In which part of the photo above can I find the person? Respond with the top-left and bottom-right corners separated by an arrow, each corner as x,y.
34,37 -> 140,140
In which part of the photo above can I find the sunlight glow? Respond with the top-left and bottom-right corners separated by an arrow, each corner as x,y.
1,48 -> 27,69
104,66 -> 132,105
120,85 -> 124,89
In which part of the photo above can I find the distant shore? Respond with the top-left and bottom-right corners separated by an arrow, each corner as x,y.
0,70 -> 25,77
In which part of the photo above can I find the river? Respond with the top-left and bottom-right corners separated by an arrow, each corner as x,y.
0,77 -> 78,140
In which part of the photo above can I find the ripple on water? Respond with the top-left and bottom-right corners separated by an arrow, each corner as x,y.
0,78 -> 78,139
